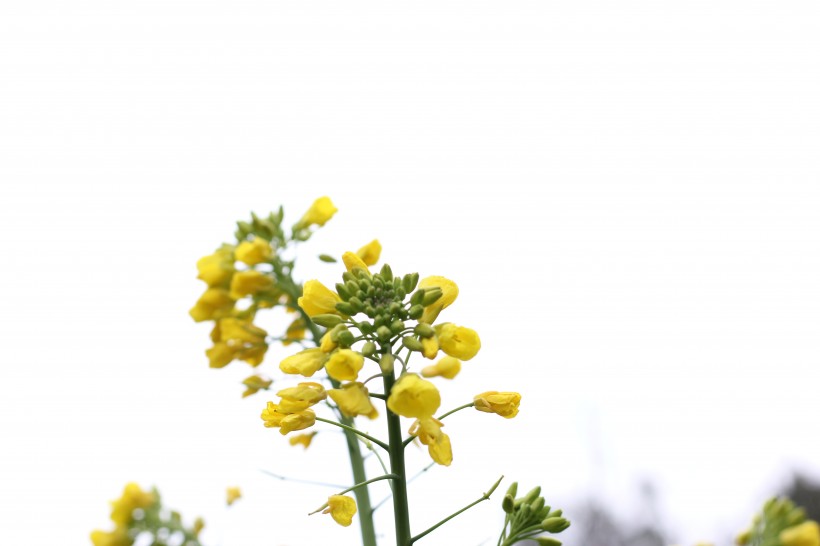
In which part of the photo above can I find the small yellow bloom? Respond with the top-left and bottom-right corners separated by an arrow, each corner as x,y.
279,348 -> 328,377
241,374 -> 273,397
189,288 -> 235,323
474,391 -> 521,419
260,402 -> 316,434
298,196 -> 338,228
780,521 -> 820,546
342,251 -> 370,274
421,356 -> 461,379
323,495 -> 357,527
206,342 -> 237,369
289,431 -> 317,449
418,276 -> 458,324
356,239 -> 382,266
261,402 -> 286,428
226,487 -> 242,506
298,280 -> 342,318
435,323 -> 481,361
421,336 -> 439,360
219,318 -> 268,344
196,245 -> 235,288
328,382 -> 379,419
409,417 -> 453,466
229,269 -> 273,300
193,517 -> 205,536
325,349 -> 365,382
277,382 -> 327,405
90,528 -> 130,546
235,238 -> 273,265
279,409 -> 316,435
320,331 -> 338,353
387,374 -> 441,419
110,483 -> 155,526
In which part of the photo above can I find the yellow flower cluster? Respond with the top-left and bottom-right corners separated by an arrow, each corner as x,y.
90,483 -> 156,546
260,382 -> 326,435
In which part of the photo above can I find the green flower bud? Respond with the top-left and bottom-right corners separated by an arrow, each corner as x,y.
414,323 -> 435,338
502,494 -> 515,514
335,302 -> 356,316
522,486 -> 541,506
408,304 -> 424,320
402,337 -> 424,352
531,497 -> 545,514
329,324 -> 347,342
335,283 -> 351,300
390,320 -> 406,334
337,330 -> 355,347
376,326 -> 392,341
379,353 -> 395,373
346,282 -> 360,296
318,254 -> 337,263
342,271 -> 356,284
357,321 -> 374,335
541,517 -> 570,533
421,287 -> 443,306
395,287 -> 406,300
311,314 -> 344,328
389,302 -> 402,315
373,277 -> 384,289
534,538 -> 562,546
364,306 -> 376,317
410,289 -> 425,306
380,264 -> 393,281
403,273 -> 419,293
348,297 -> 364,312
505,482 -> 518,499
548,509 -> 562,518
236,221 -> 253,237
361,341 -> 377,357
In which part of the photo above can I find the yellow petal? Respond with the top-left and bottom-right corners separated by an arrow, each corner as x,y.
356,239 -> 382,266
387,374 -> 441,419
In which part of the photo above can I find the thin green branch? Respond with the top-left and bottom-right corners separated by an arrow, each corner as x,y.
309,474 -> 400,515
258,469 -> 347,489
315,416 -> 389,451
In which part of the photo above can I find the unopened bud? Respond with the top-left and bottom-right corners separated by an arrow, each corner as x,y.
361,342 -> 377,357
376,326 -> 392,341
379,354 -> 395,373
348,297 -> 364,312
335,283 -> 351,300
402,337 -> 424,352
403,273 -> 420,293
548,509 -> 562,518
502,494 -> 515,513
541,517 -> 570,533
337,330 -> 355,347
318,254 -> 337,263
335,302 -> 356,316
342,271 -> 356,284
534,538 -> 562,546
408,304 -> 424,320
390,320 -> 406,334
505,482 -> 518,499
414,323 -> 435,338
531,497 -> 545,514
357,321 -> 374,334
421,287 -> 443,306
311,314 -> 344,328
380,264 -> 393,281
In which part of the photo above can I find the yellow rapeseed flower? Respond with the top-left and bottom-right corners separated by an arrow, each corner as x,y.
342,251 -> 370,274
418,276 -> 458,324
421,356 -> 462,379
278,409 -> 316,435
241,374 -> 273,397
229,269 -> 273,300
90,528 -> 130,546
387,374 -> 441,419
298,280 -> 342,318
196,245 -> 235,288
298,196 -> 338,228
421,336 -> 439,360
409,417 -> 453,466
226,487 -> 242,506
279,348 -> 328,377
260,402 -> 316,434
328,382 -> 379,419
435,323 -> 481,361
289,431 -> 317,449
235,238 -> 273,265
320,331 -> 338,353
356,239 -> 382,266
474,391 -> 521,419
323,495 -> 357,527
277,382 -> 327,405
325,349 -> 365,382
219,318 -> 268,344
109,483 -> 155,527
189,288 -> 235,322
206,342 -> 236,368
780,521 -> 820,546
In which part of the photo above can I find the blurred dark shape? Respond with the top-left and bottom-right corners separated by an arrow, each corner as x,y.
781,472 -> 820,520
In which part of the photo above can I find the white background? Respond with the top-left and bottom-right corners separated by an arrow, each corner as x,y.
1,2 -> 819,545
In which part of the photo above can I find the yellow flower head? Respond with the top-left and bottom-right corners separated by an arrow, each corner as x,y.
328,382 -> 379,419
409,417 -> 453,466
418,276 -> 458,324
277,382 -> 327,405
356,239 -> 382,266
90,528 -> 130,546
241,374 -> 273,397
226,486 -> 242,506
421,356 -> 462,379
342,251 -> 370,275
780,521 -> 820,546
323,495 -> 357,527
196,245 -> 235,288
325,349 -> 365,382
387,374 -> 441,419
435,323 -> 481,361
289,431 -> 317,449
235,238 -> 273,265
474,391 -> 521,419
279,348 -> 328,377
297,196 -> 338,228
189,288 -> 235,323
109,483 -> 155,526
298,280 -> 342,318
229,269 -> 274,300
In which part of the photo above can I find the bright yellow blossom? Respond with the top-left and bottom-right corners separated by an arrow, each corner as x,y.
298,280 -> 342,318
474,391 -> 521,419
90,528 -> 130,546
226,487 -> 242,506
421,336 -> 439,360
279,348 -> 328,377
323,495 -> 357,527
235,238 -> 273,265
189,288 -> 234,322
356,239 -> 382,266
110,483 -> 155,526
279,409 -> 316,435
387,374 -> 441,419
418,276 -> 458,324
328,382 -> 379,419
780,521 -> 820,546
277,382 -> 327,405
342,251 -> 370,274
409,417 -> 453,466
298,196 -> 337,228
435,323 -> 481,361
325,349 -> 365,382
421,356 -> 461,379
196,245 -> 235,288
289,431 -> 317,449
229,269 -> 273,299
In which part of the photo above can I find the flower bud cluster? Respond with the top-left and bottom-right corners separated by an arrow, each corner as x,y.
499,482 -> 570,546
736,497 -> 819,546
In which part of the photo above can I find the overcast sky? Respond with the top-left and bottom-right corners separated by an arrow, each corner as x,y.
2,2 -> 819,545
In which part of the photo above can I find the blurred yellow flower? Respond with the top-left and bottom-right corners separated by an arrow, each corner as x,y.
387,374 -> 441,419
298,196 -> 337,228
241,374 -> 273,398
780,521 -> 820,546
279,348 -> 328,377
235,238 -> 272,265
226,487 -> 242,506
206,342 -> 236,369
90,528 -> 130,546
356,239 -> 382,266
189,288 -> 234,323
342,251 -> 370,274
110,483 -> 155,527
421,356 -> 461,380
328,382 -> 379,419
320,331 -> 338,353
435,323 -> 481,361
323,495 -> 357,527
289,431 -> 317,449
279,409 -> 316,435
277,382 -> 327,405
474,391 -> 521,419
229,269 -> 273,300
298,280 -> 342,318
325,349 -> 365,382
418,276 -> 458,324
196,245 -> 235,288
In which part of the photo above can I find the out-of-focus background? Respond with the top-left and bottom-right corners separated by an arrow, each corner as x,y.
1,2 -> 819,545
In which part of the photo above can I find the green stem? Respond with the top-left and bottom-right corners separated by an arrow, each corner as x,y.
315,417 -> 389,451
410,476 -> 504,544
384,369 -> 413,546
